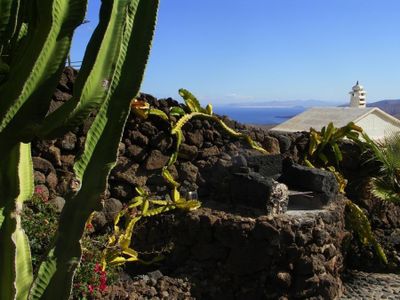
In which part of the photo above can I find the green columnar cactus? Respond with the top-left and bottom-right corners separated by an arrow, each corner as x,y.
0,0 -> 159,299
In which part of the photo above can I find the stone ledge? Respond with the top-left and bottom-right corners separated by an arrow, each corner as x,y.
132,196 -> 348,299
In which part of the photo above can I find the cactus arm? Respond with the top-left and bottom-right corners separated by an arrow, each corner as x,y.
39,0 -> 130,138
31,1 -> 159,299
0,142 -> 34,300
0,0 -> 20,50
346,200 -> 388,264
0,0 -> 87,144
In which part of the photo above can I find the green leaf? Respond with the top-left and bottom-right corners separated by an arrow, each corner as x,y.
346,201 -> 388,264
148,108 -> 168,121
0,0 -> 20,48
162,167 -> 180,187
178,88 -> 202,112
135,186 -> 146,196
206,103 -> 213,115
0,207 -> 4,229
170,106 -> 185,117
332,142 -> 343,165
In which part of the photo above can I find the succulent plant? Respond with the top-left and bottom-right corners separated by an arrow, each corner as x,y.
0,0 -> 159,299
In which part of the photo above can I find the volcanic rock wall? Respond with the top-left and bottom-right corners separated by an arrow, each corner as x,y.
29,68 -> 351,299
132,200 -> 347,299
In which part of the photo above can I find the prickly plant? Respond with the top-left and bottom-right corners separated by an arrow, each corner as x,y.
101,187 -> 200,269
305,123 -> 387,264
0,0 -> 159,299
306,122 -> 363,192
132,88 -> 268,187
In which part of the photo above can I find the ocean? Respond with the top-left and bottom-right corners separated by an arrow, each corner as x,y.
213,106 -> 306,125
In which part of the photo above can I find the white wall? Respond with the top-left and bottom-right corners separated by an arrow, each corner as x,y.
356,111 -> 400,140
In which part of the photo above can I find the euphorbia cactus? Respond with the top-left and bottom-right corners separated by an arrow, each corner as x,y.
0,0 -> 159,299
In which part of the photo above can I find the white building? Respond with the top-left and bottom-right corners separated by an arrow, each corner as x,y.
349,81 -> 367,108
272,82 -> 400,140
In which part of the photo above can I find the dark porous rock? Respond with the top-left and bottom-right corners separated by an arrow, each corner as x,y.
51,89 -> 71,103
103,198 -> 123,223
34,171 -> 46,185
228,171 -> 273,211
32,157 -> 56,176
246,154 -> 283,178
186,130 -> 203,147
203,129 -> 214,141
129,130 -> 149,146
110,181 -> 135,201
58,67 -> 77,92
276,271 -> 292,288
118,142 -> 126,156
178,162 -> 199,183
262,135 -> 281,154
150,132 -> 173,152
46,172 -> 58,191
58,132 -> 77,151
49,196 -> 65,213
112,159 -> 147,187
55,170 -> 75,196
130,200 -> 346,299
281,160 -> 338,204
199,146 -> 220,159
231,154 -> 249,173
145,150 -> 170,171
82,115 -> 95,135
140,121 -> 157,136
92,211 -> 107,231
47,145 -> 62,167
274,133 -> 292,153
60,154 -> 75,169
191,119 -> 203,129
126,144 -> 147,162
178,143 -> 198,160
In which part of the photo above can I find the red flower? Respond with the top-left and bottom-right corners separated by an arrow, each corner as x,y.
94,263 -> 102,273
34,186 -> 43,194
86,222 -> 93,230
88,284 -> 95,294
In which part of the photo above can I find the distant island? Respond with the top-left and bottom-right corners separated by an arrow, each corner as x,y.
230,99 -> 343,108
230,99 -> 400,119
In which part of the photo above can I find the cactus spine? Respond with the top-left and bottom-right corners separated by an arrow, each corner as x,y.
0,0 -> 159,299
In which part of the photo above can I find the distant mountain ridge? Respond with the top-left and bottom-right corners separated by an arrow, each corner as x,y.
367,99 -> 400,118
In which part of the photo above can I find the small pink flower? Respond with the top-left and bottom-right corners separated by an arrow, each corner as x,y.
34,186 -> 43,194
88,284 -> 95,294
94,263 -> 102,273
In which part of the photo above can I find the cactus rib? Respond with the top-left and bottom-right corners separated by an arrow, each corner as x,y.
34,1 -> 159,298
0,143 -> 33,300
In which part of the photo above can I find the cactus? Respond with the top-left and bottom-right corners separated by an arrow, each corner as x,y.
101,187 -> 200,269
306,122 -> 363,193
0,0 -> 159,299
305,123 -> 387,264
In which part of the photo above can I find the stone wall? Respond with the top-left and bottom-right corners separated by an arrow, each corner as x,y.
132,199 -> 347,299
28,68 -> 353,299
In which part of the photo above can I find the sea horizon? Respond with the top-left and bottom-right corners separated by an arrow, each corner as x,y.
213,105 -> 306,125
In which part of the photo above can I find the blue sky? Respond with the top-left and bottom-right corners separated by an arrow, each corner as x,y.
71,0 -> 400,105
